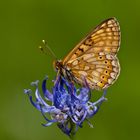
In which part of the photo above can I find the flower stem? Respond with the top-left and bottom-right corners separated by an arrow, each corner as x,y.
69,121 -> 76,140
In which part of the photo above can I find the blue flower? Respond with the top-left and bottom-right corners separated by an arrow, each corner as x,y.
24,76 -> 107,137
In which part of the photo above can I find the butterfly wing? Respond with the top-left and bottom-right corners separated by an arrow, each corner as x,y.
62,17 -> 121,90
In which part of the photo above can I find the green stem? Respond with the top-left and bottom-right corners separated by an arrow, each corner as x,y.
69,120 -> 76,140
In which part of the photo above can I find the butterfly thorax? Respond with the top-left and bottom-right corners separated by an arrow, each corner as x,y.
53,60 -> 76,82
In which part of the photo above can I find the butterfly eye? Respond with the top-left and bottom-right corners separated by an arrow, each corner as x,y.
53,61 -> 56,69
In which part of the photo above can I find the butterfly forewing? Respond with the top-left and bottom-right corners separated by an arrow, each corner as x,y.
61,17 -> 121,90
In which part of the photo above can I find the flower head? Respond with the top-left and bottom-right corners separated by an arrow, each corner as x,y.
24,76 -> 107,137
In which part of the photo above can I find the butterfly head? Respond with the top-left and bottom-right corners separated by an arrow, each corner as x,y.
53,60 -> 63,71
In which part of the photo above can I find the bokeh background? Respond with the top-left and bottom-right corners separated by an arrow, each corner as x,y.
0,0 -> 140,140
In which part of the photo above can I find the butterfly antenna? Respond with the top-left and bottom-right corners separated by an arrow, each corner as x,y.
39,40 -> 57,60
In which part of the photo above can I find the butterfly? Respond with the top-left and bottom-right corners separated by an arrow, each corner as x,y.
41,17 -> 121,90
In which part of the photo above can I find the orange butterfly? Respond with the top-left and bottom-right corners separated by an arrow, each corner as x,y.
41,17 -> 121,90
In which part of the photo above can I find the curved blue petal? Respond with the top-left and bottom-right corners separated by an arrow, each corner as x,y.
42,77 -> 53,101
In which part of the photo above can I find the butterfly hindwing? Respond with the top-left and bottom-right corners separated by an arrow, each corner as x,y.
69,53 -> 120,89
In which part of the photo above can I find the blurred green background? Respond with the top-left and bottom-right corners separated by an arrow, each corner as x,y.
0,0 -> 140,140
